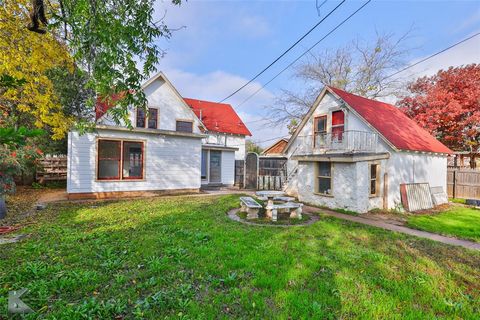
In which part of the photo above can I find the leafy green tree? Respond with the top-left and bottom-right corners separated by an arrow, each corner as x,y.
26,0 -> 182,128
246,140 -> 264,155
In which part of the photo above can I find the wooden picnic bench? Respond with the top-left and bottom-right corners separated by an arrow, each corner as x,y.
240,197 -> 262,219
266,202 -> 303,221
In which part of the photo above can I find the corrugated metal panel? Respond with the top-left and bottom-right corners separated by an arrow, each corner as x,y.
401,183 -> 434,212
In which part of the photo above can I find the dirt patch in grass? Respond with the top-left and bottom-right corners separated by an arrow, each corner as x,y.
1,187 -> 66,227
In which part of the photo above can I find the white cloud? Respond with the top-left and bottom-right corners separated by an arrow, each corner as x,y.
400,32 -> 480,79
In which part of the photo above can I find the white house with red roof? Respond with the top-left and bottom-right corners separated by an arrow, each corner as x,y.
66,72 -> 250,198
283,86 -> 452,213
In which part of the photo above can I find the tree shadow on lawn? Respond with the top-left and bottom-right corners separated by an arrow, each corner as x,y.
0,195 -> 479,319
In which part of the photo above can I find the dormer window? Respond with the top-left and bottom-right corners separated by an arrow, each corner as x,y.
136,108 -> 158,129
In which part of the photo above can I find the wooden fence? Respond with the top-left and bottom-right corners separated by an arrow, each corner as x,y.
447,168 -> 480,199
36,155 -> 68,183
235,156 -> 287,190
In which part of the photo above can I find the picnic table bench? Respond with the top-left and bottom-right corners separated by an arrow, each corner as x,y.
240,197 -> 262,219
266,202 -> 303,221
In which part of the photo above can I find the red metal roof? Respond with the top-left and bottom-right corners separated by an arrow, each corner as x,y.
184,98 -> 252,136
327,86 -> 452,154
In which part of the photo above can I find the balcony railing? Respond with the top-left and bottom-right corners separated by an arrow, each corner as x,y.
294,130 -> 378,155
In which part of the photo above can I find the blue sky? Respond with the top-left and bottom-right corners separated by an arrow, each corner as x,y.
153,0 -> 480,146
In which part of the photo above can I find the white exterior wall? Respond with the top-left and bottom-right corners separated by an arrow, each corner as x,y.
227,135 -> 246,160
297,161 -> 386,213
67,130 -> 201,193
99,77 -> 203,134
386,152 -> 448,210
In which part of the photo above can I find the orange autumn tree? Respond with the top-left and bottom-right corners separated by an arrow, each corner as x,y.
398,64 -> 480,168
0,0 -> 73,139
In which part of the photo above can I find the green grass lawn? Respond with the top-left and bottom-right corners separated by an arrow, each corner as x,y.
1,195 -> 479,319
407,206 -> 480,243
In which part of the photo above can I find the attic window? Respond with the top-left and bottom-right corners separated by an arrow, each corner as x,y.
176,120 -> 193,133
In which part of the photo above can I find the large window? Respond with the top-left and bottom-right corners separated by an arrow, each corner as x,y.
313,115 -> 327,147
176,120 -> 193,133
331,110 -> 345,141
136,108 -> 158,129
370,164 -> 379,196
317,162 -> 332,195
97,139 -> 144,180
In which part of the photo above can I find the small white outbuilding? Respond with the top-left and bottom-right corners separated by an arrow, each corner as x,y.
283,86 -> 452,213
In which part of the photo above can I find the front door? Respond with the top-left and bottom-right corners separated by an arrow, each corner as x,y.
209,150 -> 222,183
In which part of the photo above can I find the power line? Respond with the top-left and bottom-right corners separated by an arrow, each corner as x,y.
218,0 -> 346,103
236,0 -> 372,109
241,29 -> 480,131
384,32 -> 480,79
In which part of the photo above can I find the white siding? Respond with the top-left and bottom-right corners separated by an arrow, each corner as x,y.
98,77 -> 202,134
226,135 -> 246,160
67,130 -> 201,193
221,151 -> 235,185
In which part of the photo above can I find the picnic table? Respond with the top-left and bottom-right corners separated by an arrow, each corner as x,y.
255,190 -> 303,221
255,190 -> 285,208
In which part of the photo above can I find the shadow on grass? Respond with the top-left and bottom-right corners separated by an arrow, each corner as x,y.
0,195 -> 479,319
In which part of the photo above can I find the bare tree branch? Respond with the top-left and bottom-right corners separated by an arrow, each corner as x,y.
267,30 -> 414,129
